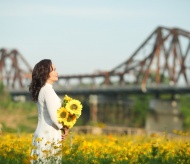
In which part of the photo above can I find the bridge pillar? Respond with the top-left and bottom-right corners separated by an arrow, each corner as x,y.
89,95 -> 98,123
89,94 -> 132,126
145,99 -> 183,134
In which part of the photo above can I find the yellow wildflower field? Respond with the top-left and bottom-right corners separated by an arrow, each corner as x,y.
0,132 -> 190,164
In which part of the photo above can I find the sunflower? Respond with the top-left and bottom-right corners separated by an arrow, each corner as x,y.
63,114 -> 77,128
75,111 -> 82,119
64,95 -> 73,101
62,95 -> 73,107
57,107 -> 69,123
65,99 -> 83,115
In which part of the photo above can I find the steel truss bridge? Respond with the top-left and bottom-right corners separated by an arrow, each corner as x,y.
1,26 -> 190,97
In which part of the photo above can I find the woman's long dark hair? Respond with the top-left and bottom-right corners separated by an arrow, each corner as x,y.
29,59 -> 53,102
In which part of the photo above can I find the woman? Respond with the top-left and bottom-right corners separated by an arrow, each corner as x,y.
29,59 -> 68,163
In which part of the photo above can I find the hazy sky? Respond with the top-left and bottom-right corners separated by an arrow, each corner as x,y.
0,0 -> 189,75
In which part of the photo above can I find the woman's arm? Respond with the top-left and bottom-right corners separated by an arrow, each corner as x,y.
61,126 -> 69,140
44,87 -> 63,130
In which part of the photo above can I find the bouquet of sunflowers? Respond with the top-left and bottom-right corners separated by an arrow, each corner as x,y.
57,95 -> 83,130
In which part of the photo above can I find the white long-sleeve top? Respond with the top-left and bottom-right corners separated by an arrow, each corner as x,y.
31,83 -> 63,163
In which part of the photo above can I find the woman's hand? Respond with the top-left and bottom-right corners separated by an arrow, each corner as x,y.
61,126 -> 69,140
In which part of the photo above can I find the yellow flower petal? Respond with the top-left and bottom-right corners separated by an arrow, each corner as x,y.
64,95 -> 73,101
65,99 -> 83,115
63,114 -> 77,128
57,107 -> 69,123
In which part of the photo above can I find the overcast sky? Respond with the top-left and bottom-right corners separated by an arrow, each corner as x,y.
0,0 -> 189,75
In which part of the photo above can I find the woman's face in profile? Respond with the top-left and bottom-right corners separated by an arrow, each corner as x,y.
47,64 -> 58,84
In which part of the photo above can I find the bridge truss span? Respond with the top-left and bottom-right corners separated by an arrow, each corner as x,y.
0,48 -> 32,89
1,26 -> 190,93
110,26 -> 190,89
56,27 -> 190,92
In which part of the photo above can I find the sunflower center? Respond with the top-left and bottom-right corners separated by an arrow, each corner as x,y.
67,115 -> 74,122
60,111 -> 67,118
70,104 -> 78,110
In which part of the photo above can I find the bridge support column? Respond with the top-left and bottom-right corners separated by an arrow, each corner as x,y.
145,99 -> 182,134
89,95 -> 98,123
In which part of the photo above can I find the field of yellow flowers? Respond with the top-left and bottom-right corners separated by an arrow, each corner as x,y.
0,131 -> 190,164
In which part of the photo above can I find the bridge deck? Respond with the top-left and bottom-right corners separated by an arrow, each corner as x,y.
9,85 -> 190,97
